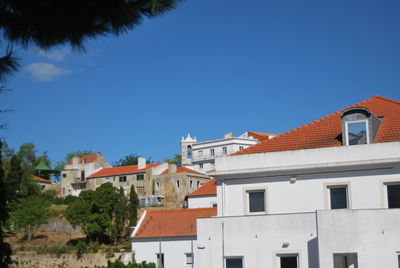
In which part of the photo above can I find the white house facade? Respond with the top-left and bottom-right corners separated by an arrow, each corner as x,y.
181,131 -> 276,173
196,96 -> 400,268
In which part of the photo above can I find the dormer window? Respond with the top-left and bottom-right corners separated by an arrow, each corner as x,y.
345,120 -> 369,145
341,107 -> 381,146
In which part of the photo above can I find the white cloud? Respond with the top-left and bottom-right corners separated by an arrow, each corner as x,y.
36,47 -> 69,61
26,62 -> 71,82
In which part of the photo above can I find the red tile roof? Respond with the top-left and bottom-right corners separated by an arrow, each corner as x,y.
133,207 -> 217,238
66,154 -> 99,165
88,163 -> 162,178
187,178 -> 217,197
161,166 -> 202,175
233,96 -> 400,156
33,176 -> 52,184
247,131 -> 276,142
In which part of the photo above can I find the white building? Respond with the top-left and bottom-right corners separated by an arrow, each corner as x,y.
186,178 -> 217,208
196,95 -> 400,268
131,208 -> 217,268
181,131 -> 276,172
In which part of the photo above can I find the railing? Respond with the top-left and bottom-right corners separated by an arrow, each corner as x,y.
192,150 -> 236,161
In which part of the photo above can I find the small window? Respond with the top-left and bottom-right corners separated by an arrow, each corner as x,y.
226,257 -> 243,268
346,120 -> 368,145
187,145 -> 192,159
239,146 -> 244,151
197,181 -> 200,188
185,253 -> 193,265
81,170 -> 85,181
137,174 -> 144,180
119,176 -> 127,182
222,147 -> 227,155
190,180 -> 193,188
62,173 -> 67,178
137,186 -> 145,194
82,158 -> 87,163
387,184 -> 400,208
155,182 -> 160,191
329,185 -> 348,209
212,203 -> 217,208
105,177 -> 110,181
333,253 -> 358,268
199,163 -> 204,169
278,254 -> 299,268
176,180 -> 180,189
156,253 -> 164,268
248,190 -> 266,213
210,149 -> 215,156
198,150 -> 203,158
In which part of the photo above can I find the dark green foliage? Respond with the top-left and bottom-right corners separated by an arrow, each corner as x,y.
164,154 -> 181,166
65,183 -> 129,243
50,246 -> 68,258
114,187 -> 129,243
8,195 -> 51,241
0,141 -> 12,267
4,155 -> 23,200
113,153 -> 152,167
129,185 -> 139,226
0,46 -> 19,82
85,259 -> 156,268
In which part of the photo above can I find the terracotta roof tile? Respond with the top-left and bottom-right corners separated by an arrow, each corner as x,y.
33,176 -> 52,184
233,96 -> 400,156
161,166 -> 201,175
187,178 -> 216,197
66,154 -> 99,165
247,131 -> 276,142
88,163 -> 162,178
133,207 -> 217,238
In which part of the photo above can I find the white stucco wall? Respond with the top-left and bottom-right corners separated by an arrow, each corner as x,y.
317,209 -> 400,268
196,212 -> 318,268
132,237 -> 196,268
188,195 -> 217,208
218,167 -> 400,217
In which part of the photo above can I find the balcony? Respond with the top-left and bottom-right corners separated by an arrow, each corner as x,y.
192,150 -> 236,162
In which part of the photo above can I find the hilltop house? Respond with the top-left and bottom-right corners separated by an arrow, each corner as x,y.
197,95 -> 400,268
60,153 -> 111,197
181,131 -> 276,172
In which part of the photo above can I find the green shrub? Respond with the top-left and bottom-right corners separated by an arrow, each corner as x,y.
51,246 -> 68,258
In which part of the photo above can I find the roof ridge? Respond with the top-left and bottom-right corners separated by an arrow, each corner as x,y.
231,96 -> 382,156
148,207 -> 215,214
374,95 -> 400,105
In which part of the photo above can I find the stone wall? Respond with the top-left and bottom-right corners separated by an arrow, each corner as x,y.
39,217 -> 81,234
12,251 -> 132,268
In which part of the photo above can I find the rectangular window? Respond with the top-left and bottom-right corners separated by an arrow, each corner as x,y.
278,254 -> 299,268
199,163 -> 204,169
397,253 -> 400,268
222,147 -> 227,155
346,120 -> 368,145
198,150 -> 203,158
137,186 -> 145,194
185,253 -> 193,265
248,190 -> 265,213
329,186 -> 348,209
119,176 -> 127,182
333,253 -> 358,268
239,146 -> 244,151
197,181 -> 200,188
176,180 -> 180,189
190,180 -> 193,188
156,253 -> 164,268
81,170 -> 85,181
226,257 -> 243,268
62,173 -> 67,178
137,174 -> 144,180
210,149 -> 215,156
387,184 -> 400,208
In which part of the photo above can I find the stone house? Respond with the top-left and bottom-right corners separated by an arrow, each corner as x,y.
60,153 -> 111,197
153,165 -> 211,208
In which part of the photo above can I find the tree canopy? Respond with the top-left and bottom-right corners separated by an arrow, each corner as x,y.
113,153 -> 151,167
0,0 -> 181,79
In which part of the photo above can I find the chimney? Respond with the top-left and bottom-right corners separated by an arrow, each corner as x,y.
224,131 -> 233,139
168,163 -> 177,174
72,156 -> 79,166
138,157 -> 146,169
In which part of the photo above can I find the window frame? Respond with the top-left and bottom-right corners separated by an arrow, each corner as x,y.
244,187 -> 268,215
274,252 -> 301,268
119,176 -> 127,183
184,252 -> 193,265
225,256 -> 244,268
333,252 -> 358,268
137,174 -> 145,181
156,253 -> 164,268
324,182 -> 352,210
222,147 -> 228,155
380,180 -> 400,208
344,119 -> 369,146
210,148 -> 215,156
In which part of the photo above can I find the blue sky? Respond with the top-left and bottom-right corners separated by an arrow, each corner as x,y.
2,0 -> 400,165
